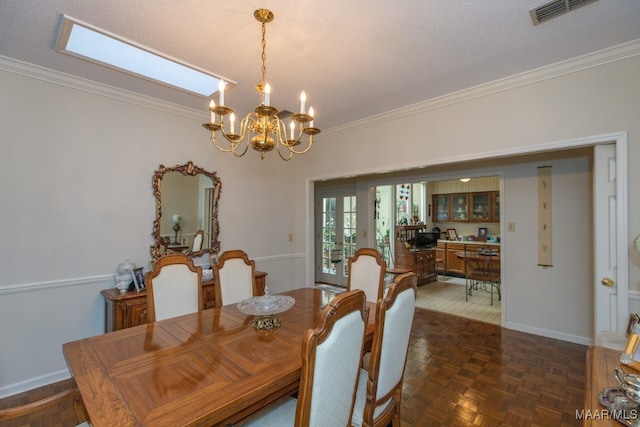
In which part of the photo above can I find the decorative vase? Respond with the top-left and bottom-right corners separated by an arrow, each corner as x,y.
117,259 -> 136,275
115,274 -> 130,294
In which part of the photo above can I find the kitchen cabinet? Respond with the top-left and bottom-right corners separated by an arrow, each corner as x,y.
433,194 -> 451,222
433,191 -> 500,223
444,242 -> 467,276
437,241 -> 500,276
451,193 -> 469,222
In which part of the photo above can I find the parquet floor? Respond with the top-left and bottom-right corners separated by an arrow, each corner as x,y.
0,308 -> 587,427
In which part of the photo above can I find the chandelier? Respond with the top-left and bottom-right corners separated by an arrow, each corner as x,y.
202,9 -> 320,161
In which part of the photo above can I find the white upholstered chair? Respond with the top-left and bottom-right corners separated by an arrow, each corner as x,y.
347,248 -> 387,303
145,254 -> 203,322
0,386 -> 90,426
351,272 -> 417,427
212,249 -> 257,307
242,289 -> 369,427
192,229 -> 204,251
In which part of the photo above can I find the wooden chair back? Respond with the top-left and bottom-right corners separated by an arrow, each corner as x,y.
352,272 -> 417,427
347,248 -> 387,303
192,229 -> 204,251
242,290 -> 369,427
146,254 -> 203,322
212,249 -> 256,307
296,289 -> 369,426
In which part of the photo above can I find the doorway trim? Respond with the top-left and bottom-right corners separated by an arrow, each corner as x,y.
305,131 -> 629,337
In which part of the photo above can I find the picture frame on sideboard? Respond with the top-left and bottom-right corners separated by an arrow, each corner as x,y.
131,267 -> 145,292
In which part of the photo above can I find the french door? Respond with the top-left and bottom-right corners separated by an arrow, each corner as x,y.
315,189 -> 356,286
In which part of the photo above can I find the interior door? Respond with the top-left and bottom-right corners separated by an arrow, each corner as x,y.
316,190 -> 356,286
594,143 -> 626,344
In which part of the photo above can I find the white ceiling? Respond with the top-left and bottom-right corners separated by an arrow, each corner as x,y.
2,0 -> 640,131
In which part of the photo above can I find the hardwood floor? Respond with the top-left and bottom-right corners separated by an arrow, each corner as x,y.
0,308 -> 587,426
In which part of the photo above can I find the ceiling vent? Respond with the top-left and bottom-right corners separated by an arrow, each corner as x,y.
530,0 -> 599,25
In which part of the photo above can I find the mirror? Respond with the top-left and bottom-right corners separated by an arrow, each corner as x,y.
150,161 -> 221,260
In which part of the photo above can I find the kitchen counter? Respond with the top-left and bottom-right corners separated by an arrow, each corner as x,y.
440,240 -> 500,246
436,240 -> 500,276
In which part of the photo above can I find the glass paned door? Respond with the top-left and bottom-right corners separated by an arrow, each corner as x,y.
316,193 -> 356,286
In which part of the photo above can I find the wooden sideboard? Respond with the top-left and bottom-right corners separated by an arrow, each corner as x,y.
101,271 -> 267,332
584,346 -> 631,426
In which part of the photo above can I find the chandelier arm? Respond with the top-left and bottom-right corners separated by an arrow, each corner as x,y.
275,142 -> 295,161
209,132 -> 238,153
287,137 -> 314,155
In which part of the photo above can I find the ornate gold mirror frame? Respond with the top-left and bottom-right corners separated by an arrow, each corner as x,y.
150,161 -> 221,260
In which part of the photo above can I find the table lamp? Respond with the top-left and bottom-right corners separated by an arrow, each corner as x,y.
172,214 -> 182,245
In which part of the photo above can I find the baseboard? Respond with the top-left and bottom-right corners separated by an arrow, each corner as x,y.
505,320 -> 592,347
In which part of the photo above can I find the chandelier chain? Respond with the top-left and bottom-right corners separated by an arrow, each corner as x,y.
261,21 -> 267,85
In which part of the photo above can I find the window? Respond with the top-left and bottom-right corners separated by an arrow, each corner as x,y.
55,15 -> 227,97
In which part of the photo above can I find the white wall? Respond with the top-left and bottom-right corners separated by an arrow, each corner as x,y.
0,59 -> 306,396
296,49 -> 640,345
1,43 -> 639,396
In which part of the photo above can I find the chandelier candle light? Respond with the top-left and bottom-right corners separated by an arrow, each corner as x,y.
202,9 -> 320,160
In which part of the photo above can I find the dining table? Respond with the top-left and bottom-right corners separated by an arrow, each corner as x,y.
63,287 -> 375,427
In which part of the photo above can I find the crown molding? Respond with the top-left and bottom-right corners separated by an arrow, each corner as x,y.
2,38 -> 640,134
0,55 -> 203,120
324,38 -> 640,137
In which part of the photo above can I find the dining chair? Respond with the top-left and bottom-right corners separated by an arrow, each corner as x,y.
242,289 -> 370,427
351,272 -> 417,427
464,249 -> 500,305
0,386 -> 90,426
347,248 -> 387,303
192,229 -> 204,251
145,254 -> 203,322
212,249 -> 257,307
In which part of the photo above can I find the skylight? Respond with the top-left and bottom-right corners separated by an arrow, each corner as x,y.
55,15 -> 226,97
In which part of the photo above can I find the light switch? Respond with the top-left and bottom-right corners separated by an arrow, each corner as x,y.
507,222 -> 516,232
288,233 -> 293,242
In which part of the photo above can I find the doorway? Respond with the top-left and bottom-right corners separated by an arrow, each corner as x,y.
315,187 -> 356,287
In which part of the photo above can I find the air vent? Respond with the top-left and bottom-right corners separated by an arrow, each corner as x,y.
279,109 -> 293,119
530,0 -> 599,25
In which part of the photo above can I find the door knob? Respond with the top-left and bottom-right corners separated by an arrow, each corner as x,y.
601,277 -> 615,287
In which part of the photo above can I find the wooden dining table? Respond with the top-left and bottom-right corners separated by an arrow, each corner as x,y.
63,287 -> 375,427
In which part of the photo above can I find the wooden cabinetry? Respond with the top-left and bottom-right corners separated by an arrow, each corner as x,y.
433,194 -> 451,222
394,225 -> 437,285
443,242 -> 467,276
437,241 -> 500,277
433,191 -> 500,223
101,271 -> 267,332
451,193 -> 469,222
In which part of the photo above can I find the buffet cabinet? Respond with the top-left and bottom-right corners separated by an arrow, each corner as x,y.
101,271 -> 267,332
394,225 -> 437,285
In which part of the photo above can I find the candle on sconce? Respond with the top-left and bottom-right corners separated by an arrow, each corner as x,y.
230,113 -> 235,134
209,100 -> 215,123
289,120 -> 295,139
264,83 -> 271,106
218,80 -> 226,106
309,107 -> 314,127
300,91 -> 306,114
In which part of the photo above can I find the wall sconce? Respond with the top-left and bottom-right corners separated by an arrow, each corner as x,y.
460,178 -> 471,183
172,214 -> 182,245
634,234 -> 640,254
